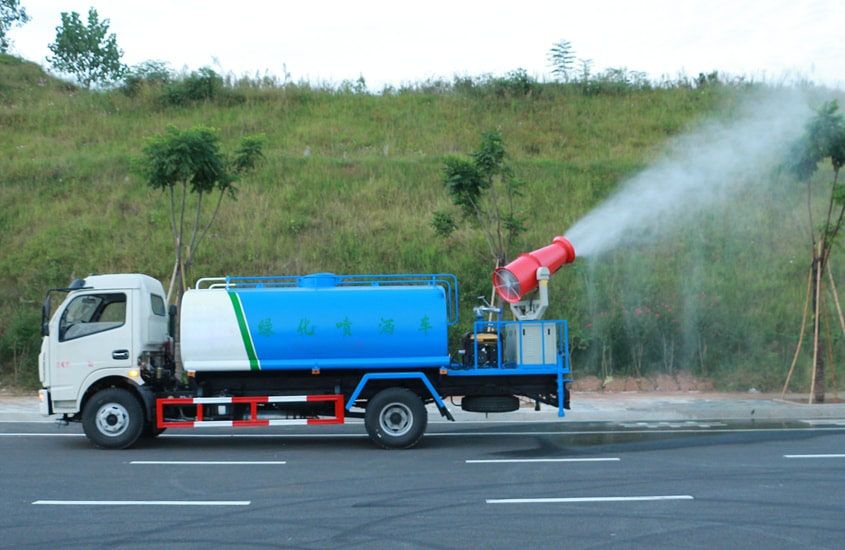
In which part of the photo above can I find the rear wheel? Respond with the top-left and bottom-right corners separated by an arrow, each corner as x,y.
82,388 -> 144,449
365,388 -> 427,449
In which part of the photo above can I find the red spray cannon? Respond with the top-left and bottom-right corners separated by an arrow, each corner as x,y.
493,236 -> 576,304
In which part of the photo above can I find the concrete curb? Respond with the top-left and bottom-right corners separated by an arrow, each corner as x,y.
5,392 -> 845,424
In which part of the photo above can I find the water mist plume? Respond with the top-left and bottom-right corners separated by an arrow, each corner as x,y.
565,90 -> 813,258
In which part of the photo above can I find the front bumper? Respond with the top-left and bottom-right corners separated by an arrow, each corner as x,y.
38,389 -> 52,416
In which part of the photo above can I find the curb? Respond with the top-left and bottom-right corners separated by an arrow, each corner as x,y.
4,393 -> 845,424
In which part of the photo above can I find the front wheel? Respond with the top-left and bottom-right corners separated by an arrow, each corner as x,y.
82,388 -> 144,449
365,387 -> 427,449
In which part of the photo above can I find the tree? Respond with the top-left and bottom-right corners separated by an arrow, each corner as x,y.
47,7 -> 125,89
137,126 -> 265,300
0,0 -> 30,53
548,39 -> 576,82
785,100 -> 845,403
432,131 -> 526,272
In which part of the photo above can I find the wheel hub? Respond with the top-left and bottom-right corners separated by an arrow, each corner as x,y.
379,402 -> 412,436
95,403 -> 129,437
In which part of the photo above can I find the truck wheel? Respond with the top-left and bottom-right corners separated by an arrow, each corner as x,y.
365,387 -> 427,449
141,423 -> 166,438
82,388 -> 144,449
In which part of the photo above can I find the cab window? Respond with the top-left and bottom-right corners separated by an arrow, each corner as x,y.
151,294 -> 166,316
59,293 -> 126,341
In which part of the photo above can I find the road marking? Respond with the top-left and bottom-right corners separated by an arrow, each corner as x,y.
784,454 -> 845,458
0,432 -> 85,437
32,500 -> 250,506
800,419 -> 845,427
487,495 -> 694,504
466,458 -> 620,464
130,460 -> 286,465
617,421 -> 726,429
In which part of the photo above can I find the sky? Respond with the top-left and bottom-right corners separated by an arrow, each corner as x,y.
5,0 -> 845,90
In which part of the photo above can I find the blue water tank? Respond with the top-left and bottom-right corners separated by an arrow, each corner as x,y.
180,276 -> 451,372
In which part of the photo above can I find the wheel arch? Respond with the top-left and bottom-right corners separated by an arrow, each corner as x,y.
78,374 -> 149,422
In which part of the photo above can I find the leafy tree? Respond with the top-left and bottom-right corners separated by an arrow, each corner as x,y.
137,126 -> 265,299
122,60 -> 173,96
0,0 -> 29,53
548,39 -> 576,82
432,131 -> 526,271
785,100 -> 845,402
47,7 -> 125,89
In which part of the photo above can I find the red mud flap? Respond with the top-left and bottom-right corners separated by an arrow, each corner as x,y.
156,395 -> 345,429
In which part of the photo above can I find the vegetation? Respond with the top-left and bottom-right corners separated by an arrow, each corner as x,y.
784,101 -> 845,402
0,0 -> 29,53
433,131 -> 525,272
47,7 -> 125,89
0,52 -> 843,395
137,126 -> 264,299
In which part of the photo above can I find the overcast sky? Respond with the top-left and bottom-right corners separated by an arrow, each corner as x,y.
6,0 -> 844,89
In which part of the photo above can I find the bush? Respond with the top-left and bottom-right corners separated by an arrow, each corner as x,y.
122,60 -> 172,97
162,67 -> 224,106
0,309 -> 41,388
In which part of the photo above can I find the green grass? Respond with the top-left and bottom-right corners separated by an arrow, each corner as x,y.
1,53 -> 842,392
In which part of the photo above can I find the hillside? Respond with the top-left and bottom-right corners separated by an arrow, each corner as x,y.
1,54 -> 842,392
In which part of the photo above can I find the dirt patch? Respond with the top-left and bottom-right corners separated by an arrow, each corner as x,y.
572,373 -> 715,393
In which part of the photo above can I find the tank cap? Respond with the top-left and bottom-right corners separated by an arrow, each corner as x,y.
299,273 -> 340,288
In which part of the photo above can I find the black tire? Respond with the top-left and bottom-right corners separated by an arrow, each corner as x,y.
461,395 -> 520,413
82,388 -> 144,449
365,387 -> 427,449
141,423 -> 166,438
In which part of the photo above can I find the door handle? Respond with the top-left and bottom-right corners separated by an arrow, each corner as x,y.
112,350 -> 129,360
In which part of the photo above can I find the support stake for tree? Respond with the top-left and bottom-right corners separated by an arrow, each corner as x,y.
809,246 -> 823,404
165,260 -> 178,305
782,267 -> 812,398
827,265 -> 844,398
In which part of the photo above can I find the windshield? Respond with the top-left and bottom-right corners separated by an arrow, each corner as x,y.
59,293 -> 126,341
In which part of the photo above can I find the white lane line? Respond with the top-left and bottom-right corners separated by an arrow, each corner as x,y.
32,500 -> 250,506
466,458 -> 620,464
130,460 -> 286,465
487,495 -> 694,504
0,432 -> 85,437
784,454 -> 845,458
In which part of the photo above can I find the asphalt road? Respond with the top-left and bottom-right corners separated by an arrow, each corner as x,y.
2,419 -> 845,549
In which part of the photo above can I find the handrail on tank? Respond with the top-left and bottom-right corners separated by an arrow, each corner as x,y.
194,273 -> 459,325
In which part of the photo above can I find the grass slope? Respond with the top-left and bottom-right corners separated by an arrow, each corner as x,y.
0,54 -> 841,391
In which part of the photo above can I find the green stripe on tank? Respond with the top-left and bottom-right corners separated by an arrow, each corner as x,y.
228,292 -> 260,371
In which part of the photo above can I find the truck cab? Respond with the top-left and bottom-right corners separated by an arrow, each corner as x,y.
38,274 -> 170,421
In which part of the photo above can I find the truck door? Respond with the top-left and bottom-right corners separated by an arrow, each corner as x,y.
48,290 -> 134,404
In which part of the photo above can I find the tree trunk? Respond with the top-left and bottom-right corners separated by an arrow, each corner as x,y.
812,255 -> 826,403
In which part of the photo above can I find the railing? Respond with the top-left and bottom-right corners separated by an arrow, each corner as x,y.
462,319 -> 570,374
194,273 -> 459,325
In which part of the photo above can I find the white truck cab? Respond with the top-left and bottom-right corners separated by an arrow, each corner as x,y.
38,274 -> 170,425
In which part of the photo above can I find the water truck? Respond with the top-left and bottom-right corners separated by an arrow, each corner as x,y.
37,237 -> 576,449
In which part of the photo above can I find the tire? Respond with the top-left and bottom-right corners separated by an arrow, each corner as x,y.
461,395 -> 520,413
365,387 -> 427,449
82,388 -> 144,449
141,423 -> 166,438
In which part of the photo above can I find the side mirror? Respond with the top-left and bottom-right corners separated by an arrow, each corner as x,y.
41,300 -> 51,337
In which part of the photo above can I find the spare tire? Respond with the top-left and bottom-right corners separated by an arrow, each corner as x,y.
461,395 -> 520,413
